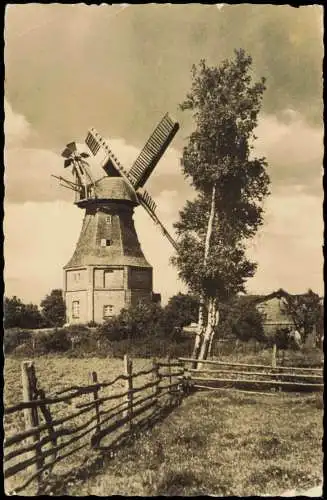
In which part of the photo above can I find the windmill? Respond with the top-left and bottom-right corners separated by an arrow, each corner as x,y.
55,114 -> 179,324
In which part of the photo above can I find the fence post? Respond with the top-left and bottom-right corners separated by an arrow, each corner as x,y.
272,343 -> 277,368
90,371 -> 101,435
152,358 -> 160,399
123,355 -> 133,431
166,356 -> 172,394
21,361 -> 43,492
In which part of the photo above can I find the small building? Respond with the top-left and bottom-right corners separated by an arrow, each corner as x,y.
252,289 -> 295,337
250,289 -> 322,347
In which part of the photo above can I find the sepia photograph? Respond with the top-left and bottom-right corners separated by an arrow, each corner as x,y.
3,4 -> 324,496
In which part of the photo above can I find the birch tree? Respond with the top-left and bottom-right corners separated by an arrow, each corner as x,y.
172,49 -> 270,362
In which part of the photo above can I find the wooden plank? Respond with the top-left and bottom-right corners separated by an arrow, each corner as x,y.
4,415 -> 98,479
131,366 -> 157,378
98,401 -> 127,422
75,389 -> 130,409
92,397 -> 157,447
132,392 -> 156,410
5,404 -> 96,448
132,379 -> 158,394
179,357 -> 322,373
160,371 -> 185,379
5,431 -> 57,462
9,440 -> 89,495
272,343 -> 277,368
193,385 -> 279,396
21,361 -> 43,491
36,387 -> 57,463
4,423 -> 79,462
188,368 -> 323,380
152,358 -> 160,397
157,361 -> 183,368
123,355 -> 133,432
53,373 -> 127,396
190,376 -> 323,388
167,356 -> 172,394
91,371 -> 101,435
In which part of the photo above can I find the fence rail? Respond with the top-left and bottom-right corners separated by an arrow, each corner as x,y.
179,357 -> 323,394
4,356 -> 185,495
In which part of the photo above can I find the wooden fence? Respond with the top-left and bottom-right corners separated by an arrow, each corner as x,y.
4,356 -> 185,495
179,357 -> 323,395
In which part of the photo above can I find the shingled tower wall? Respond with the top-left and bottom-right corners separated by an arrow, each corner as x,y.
64,177 -> 154,324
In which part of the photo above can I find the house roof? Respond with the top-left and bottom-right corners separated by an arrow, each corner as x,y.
242,288 -> 313,306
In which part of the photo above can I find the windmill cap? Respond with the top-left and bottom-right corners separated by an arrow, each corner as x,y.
90,177 -> 139,204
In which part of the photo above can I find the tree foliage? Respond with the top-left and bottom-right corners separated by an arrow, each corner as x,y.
161,293 -> 199,335
171,49 -> 270,361
98,295 -> 200,342
281,289 -> 323,342
173,49 -> 270,302
219,297 -> 265,342
4,296 -> 43,329
40,289 -> 66,327
98,302 -> 164,341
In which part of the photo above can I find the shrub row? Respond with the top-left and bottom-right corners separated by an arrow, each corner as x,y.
4,325 -> 194,359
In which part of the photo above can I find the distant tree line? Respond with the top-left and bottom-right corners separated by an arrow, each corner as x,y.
3,289 -> 322,357
4,289 -> 66,329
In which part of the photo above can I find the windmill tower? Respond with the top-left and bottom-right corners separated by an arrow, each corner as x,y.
54,114 -> 179,324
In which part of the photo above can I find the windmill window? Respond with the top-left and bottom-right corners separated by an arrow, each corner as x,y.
106,215 -> 112,224
72,301 -> 80,319
103,305 -> 114,318
100,238 -> 111,247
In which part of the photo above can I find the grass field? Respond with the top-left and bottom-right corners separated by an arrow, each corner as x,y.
65,390 -> 323,497
4,355 -> 157,494
4,353 -> 323,496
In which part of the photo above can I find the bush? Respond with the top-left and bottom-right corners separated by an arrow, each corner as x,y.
4,328 -> 32,354
36,328 -> 71,353
108,335 -> 193,359
218,298 -> 265,342
98,302 -> 165,341
160,293 -> 199,335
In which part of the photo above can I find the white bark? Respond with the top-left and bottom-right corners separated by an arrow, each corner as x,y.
208,307 -> 220,357
192,183 -> 217,363
198,297 -> 220,363
192,293 -> 205,359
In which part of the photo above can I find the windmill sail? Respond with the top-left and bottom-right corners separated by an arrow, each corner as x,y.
136,188 -> 178,251
128,113 -> 179,189
85,128 -> 130,179
84,122 -> 179,251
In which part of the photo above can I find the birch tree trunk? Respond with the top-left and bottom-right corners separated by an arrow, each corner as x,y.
207,307 -> 220,358
192,184 -> 216,364
198,297 -> 220,363
191,293 -> 205,361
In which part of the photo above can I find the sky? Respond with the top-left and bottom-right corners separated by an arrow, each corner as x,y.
4,4 -> 324,306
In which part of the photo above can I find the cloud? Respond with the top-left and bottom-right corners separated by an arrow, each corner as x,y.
5,4 -> 323,153
4,199 -> 186,306
4,107 -> 189,204
246,189 -> 323,295
4,99 -> 33,146
4,185 -> 323,307
5,104 -> 322,205
254,112 -> 323,195
4,201 -> 83,303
